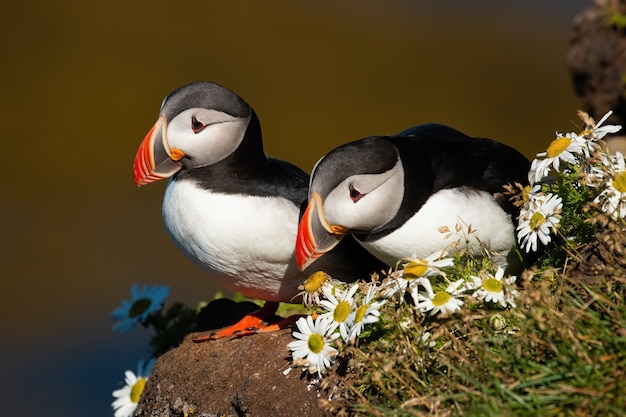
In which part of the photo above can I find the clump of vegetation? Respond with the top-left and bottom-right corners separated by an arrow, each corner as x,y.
308,111 -> 626,416
322,267 -> 625,416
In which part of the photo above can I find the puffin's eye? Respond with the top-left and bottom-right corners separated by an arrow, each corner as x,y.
349,184 -> 364,203
191,116 -> 207,134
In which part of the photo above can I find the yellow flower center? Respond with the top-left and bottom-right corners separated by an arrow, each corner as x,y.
546,136 -> 571,158
333,301 -> 350,323
432,291 -> 451,306
129,298 -> 151,318
521,185 -> 531,203
612,170 -> 626,193
529,211 -> 545,231
403,260 -> 429,279
483,277 -> 503,293
354,304 -> 367,323
130,377 -> 147,403
303,271 -> 329,293
308,333 -> 325,354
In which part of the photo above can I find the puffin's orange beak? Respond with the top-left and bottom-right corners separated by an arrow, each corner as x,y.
134,116 -> 184,187
296,192 -> 347,270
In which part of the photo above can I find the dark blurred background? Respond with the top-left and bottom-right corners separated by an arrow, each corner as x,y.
1,1 -> 592,415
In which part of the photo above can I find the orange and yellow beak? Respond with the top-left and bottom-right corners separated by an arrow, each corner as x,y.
134,115 -> 185,187
296,192 -> 349,270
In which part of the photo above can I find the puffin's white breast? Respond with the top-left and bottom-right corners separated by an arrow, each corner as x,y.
162,179 -> 305,301
360,188 -> 515,265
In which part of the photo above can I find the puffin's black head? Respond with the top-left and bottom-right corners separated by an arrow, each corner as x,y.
134,81 -> 261,186
159,81 -> 251,121
310,137 -> 399,196
296,136 -> 405,270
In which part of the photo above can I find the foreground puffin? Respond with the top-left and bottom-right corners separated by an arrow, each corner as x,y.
134,81 -> 383,339
296,123 -> 530,270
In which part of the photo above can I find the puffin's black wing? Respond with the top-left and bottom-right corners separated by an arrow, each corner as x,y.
394,123 -> 530,194
362,124 -> 530,241
255,157 -> 310,207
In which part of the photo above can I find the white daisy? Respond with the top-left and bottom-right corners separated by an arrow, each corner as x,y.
520,183 -> 542,204
586,110 -> 622,141
288,315 -> 339,376
319,284 -> 358,342
517,193 -> 563,252
347,283 -> 386,343
593,152 -> 626,220
529,132 -> 588,183
111,284 -> 170,334
384,252 -> 454,300
471,267 -> 519,308
414,278 -> 465,316
518,183 -> 544,217
112,358 -> 155,417
295,271 -> 334,306
528,158 -> 550,186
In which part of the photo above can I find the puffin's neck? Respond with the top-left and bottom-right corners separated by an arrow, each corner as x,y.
229,111 -> 267,169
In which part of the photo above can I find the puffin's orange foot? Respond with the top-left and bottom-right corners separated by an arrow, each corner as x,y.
192,302 -> 301,342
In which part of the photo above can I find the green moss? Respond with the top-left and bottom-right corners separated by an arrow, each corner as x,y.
609,11 -> 626,29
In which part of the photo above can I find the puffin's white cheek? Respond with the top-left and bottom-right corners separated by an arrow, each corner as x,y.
352,196 -> 393,230
168,121 -> 248,167
322,184 -> 355,227
194,123 -> 246,165
166,129 -> 195,152
324,195 -> 382,231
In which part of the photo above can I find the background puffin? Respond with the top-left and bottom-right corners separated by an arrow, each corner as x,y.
296,123 -> 530,270
134,81 -> 384,338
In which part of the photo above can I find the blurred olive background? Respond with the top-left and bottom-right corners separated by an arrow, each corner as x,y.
1,0 -> 591,415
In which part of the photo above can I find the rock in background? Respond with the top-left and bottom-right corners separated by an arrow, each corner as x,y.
568,0 -> 626,153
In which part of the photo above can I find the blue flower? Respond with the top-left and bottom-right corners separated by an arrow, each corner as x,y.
111,284 -> 170,334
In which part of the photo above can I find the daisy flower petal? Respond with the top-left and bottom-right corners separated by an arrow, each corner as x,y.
319,284 -> 358,342
593,152 -> 626,219
472,267 -> 519,308
111,358 -> 155,417
414,278 -> 465,316
384,251 -> 453,299
347,283 -> 385,343
517,193 -> 562,253
288,315 -> 338,377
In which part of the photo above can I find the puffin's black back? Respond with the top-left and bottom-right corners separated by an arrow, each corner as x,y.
396,124 -> 529,192
362,124 -> 530,241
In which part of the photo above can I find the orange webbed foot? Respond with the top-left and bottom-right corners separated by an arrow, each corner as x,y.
193,301 -> 299,342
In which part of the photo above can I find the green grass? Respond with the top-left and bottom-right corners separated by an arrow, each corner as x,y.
323,244 -> 626,416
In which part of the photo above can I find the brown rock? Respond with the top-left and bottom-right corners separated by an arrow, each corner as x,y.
569,229 -> 626,287
567,0 -> 626,123
135,328 -> 334,417
567,0 -> 626,154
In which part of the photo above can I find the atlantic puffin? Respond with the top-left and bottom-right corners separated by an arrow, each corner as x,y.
296,123 -> 530,270
133,81 -> 383,338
